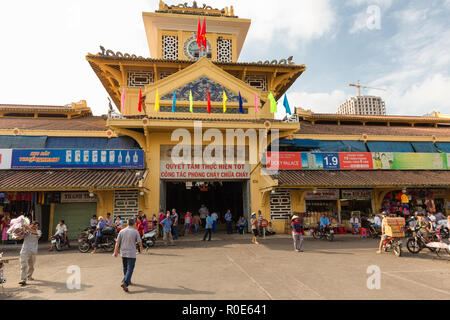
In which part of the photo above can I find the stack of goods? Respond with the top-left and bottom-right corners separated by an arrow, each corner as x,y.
6,215 -> 30,240
384,217 -> 405,238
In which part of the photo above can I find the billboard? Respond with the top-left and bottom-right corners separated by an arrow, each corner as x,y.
265,152 -> 450,171
11,149 -> 145,169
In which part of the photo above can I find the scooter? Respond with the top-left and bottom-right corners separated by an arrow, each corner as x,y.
51,234 -> 71,251
312,224 -> 334,241
382,237 -> 403,257
142,228 -> 157,249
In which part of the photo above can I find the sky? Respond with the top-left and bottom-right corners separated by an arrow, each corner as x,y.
0,0 -> 449,118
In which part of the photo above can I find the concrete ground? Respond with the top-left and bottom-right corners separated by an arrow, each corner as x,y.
0,233 -> 449,300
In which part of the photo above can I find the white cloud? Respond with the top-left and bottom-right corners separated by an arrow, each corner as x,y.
347,0 -> 393,9
380,74 -> 450,115
205,0 -> 336,48
275,90 -> 348,118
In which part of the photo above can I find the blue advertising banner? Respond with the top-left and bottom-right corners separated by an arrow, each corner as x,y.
301,153 -> 340,169
11,149 -> 145,169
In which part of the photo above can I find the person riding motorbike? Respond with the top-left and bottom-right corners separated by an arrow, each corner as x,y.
414,214 -> 431,243
49,220 -> 68,251
319,214 -> 331,235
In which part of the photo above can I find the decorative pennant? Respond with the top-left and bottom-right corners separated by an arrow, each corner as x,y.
283,94 -> 292,115
154,88 -> 160,112
138,88 -> 142,112
268,92 -> 277,113
189,90 -> 194,113
207,89 -> 212,114
223,91 -> 228,113
255,93 -> 259,113
172,90 -> 176,113
238,91 -> 244,114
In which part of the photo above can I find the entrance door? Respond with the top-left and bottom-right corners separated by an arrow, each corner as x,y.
53,203 -> 97,240
165,181 -> 246,223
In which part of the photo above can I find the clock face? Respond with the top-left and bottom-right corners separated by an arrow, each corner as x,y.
183,36 -> 211,60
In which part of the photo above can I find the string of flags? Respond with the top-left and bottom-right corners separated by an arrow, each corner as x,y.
147,90 -> 290,115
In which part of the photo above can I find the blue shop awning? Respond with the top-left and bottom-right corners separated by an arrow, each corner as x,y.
435,142 -> 450,153
366,141 -> 414,153
279,139 -> 367,152
0,135 -> 47,148
411,142 -> 438,153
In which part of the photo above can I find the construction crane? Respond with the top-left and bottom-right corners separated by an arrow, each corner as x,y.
349,80 -> 386,96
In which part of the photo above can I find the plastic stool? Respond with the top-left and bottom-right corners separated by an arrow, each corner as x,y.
360,228 -> 369,238
340,226 -> 346,234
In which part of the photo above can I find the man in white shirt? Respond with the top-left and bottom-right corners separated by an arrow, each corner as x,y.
19,221 -> 41,286
199,204 -> 209,228
211,211 -> 218,233
90,215 -> 97,229
49,220 -> 68,251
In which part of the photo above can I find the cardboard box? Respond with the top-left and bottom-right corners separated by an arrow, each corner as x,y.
384,217 -> 405,238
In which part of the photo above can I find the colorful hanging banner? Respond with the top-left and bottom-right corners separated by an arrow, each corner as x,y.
155,88 -> 160,112
189,90 -> 194,113
223,91 -> 228,113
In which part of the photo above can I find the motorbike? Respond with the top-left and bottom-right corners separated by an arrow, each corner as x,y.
142,228 -> 157,249
51,234 -> 71,251
78,226 -> 117,253
382,237 -> 403,257
312,224 -> 334,241
406,227 -> 437,254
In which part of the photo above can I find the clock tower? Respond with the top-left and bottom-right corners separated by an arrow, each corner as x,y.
142,1 -> 251,62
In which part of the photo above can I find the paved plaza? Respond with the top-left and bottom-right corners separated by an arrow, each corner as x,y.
1,234 -> 449,300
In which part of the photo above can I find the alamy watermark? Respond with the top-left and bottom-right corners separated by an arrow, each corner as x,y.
366,265 -> 381,290
66,265 -> 81,290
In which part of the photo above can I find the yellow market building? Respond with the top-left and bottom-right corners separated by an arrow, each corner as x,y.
0,2 -> 449,239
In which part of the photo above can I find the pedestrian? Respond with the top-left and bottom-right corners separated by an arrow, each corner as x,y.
171,209 -> 179,240
184,211 -> 192,235
105,213 -> 113,227
250,213 -> 259,245
160,212 -> 174,246
158,211 -> 165,238
199,204 -> 208,228
291,215 -> 304,252
257,210 -> 263,236
1,212 -> 11,245
18,221 -> 41,286
113,218 -> 143,293
92,216 -> 105,254
142,214 -> 149,234
225,209 -> 233,234
203,212 -> 213,241
211,211 -> 218,233
192,214 -> 200,235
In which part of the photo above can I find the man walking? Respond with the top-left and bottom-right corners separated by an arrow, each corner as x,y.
161,212 -> 174,246
225,209 -> 233,234
171,209 -> 179,240
291,215 -> 304,253
19,221 -> 41,286
203,213 -> 213,241
113,218 -> 143,292
199,204 -> 208,228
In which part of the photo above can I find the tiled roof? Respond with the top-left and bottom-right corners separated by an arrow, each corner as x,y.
86,54 -> 306,69
296,121 -> 450,137
0,116 -> 107,131
274,170 -> 450,188
303,113 -> 450,122
0,170 -> 143,190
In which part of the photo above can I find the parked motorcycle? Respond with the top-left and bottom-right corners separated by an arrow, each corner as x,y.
382,236 -> 403,257
312,224 -> 334,241
406,227 -> 437,254
51,234 -> 71,251
142,228 -> 157,249
78,226 -> 117,253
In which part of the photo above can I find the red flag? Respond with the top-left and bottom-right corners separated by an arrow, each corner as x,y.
207,89 -> 211,114
138,88 -> 142,112
197,18 -> 202,52
201,18 -> 207,51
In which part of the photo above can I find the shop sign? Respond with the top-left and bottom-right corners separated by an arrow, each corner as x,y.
266,152 -> 301,170
11,149 -> 145,169
61,192 -> 97,203
265,152 -> 450,170
160,162 -> 250,180
305,189 -> 339,200
341,189 -> 372,200
0,149 -> 12,169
